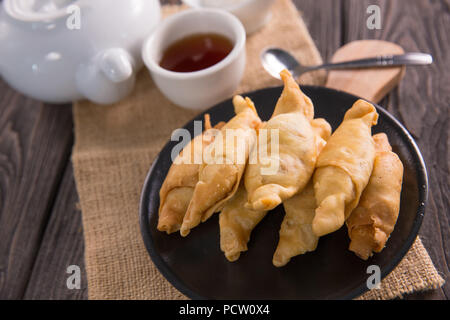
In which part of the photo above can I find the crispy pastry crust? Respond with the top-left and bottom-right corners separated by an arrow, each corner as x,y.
312,99 -> 378,237
346,133 -> 404,260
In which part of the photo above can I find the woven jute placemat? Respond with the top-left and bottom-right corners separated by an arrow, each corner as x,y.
72,0 -> 444,300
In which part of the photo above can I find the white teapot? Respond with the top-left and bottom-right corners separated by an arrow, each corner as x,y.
0,0 -> 161,104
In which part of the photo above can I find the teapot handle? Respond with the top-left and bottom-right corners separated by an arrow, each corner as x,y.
99,48 -> 134,83
75,48 -> 136,104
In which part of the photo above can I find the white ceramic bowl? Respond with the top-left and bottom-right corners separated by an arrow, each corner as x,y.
142,8 -> 246,110
182,0 -> 276,34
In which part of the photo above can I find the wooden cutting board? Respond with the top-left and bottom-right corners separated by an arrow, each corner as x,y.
325,40 -> 406,103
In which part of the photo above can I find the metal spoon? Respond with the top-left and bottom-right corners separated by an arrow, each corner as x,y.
261,47 -> 433,80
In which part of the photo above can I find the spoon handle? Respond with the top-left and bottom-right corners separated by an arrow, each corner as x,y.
305,53 -> 433,73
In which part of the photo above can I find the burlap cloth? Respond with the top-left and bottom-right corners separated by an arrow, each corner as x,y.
72,0 -> 444,300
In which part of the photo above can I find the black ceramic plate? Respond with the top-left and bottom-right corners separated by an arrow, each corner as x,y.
139,86 -> 427,300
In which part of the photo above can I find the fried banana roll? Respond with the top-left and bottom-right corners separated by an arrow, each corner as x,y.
312,99 -> 378,237
346,133 -> 404,260
180,96 -> 261,236
158,114 -> 224,234
273,118 -> 331,267
244,69 -> 318,211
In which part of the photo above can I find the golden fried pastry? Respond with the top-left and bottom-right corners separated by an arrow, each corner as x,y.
273,118 -> 331,267
219,121 -> 268,262
346,133 -> 404,260
158,115 -> 224,234
219,183 -> 267,262
180,96 -> 261,236
244,69 -> 318,211
273,181 -> 317,267
310,118 -> 332,154
312,99 -> 379,237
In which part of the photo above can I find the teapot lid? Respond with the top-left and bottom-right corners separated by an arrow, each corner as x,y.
4,0 -> 80,22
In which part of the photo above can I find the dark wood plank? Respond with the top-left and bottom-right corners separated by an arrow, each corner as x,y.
0,78 -> 74,299
293,0 -> 344,61
343,0 -> 449,300
23,164 -> 87,300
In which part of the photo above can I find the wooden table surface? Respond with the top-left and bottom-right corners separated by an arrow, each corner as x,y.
0,0 -> 448,300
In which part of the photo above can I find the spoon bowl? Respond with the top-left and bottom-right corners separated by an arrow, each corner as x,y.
260,48 -> 300,79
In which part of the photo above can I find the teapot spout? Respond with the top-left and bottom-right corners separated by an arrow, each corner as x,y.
99,48 -> 134,83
